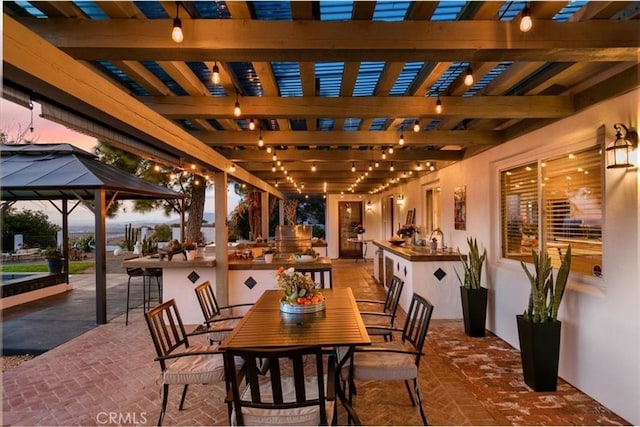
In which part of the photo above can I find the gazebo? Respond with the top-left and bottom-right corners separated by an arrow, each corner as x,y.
0,143 -> 185,324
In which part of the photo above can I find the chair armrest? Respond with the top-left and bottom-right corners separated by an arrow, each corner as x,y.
356,299 -> 385,306
186,327 -> 225,338
359,311 -> 392,318
204,315 -> 244,325
219,302 -> 254,310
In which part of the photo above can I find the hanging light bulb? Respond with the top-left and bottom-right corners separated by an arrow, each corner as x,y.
375,161 -> 380,168
266,146 -> 272,154
435,94 -> 443,114
230,163 -> 236,173
171,2 -> 183,43
258,130 -> 264,147
311,163 -> 316,172
233,91 -> 241,117
520,3 -> 532,32
275,179 -> 279,187
368,163 -> 373,171
351,162 -> 356,172
382,149 -> 387,160
248,119 -> 255,130
389,146 -> 394,154
272,163 -> 276,172
464,66 -> 474,86
390,163 -> 395,172
211,62 -> 220,84
413,120 -> 420,132
272,153 -> 277,162
399,129 -> 405,146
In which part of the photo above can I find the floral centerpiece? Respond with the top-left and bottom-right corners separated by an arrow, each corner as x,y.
397,224 -> 417,238
277,266 -> 325,307
354,224 -> 366,234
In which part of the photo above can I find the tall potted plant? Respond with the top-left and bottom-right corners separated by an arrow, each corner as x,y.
517,246 -> 572,391
454,237 -> 488,337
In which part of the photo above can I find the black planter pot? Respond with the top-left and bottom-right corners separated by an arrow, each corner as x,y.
46,258 -> 63,274
460,286 -> 488,337
516,314 -> 561,391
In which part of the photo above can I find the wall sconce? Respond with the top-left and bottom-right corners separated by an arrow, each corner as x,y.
397,195 -> 405,206
366,200 -> 373,212
606,123 -> 638,169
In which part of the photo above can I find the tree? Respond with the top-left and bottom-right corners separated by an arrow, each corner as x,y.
1,207 -> 59,251
94,142 -> 205,243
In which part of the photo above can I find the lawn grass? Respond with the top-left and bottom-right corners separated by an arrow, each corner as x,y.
1,262 -> 94,274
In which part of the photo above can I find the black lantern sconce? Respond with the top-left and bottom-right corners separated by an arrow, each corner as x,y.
606,123 -> 637,169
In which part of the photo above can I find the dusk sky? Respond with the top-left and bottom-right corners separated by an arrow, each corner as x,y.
1,98 -> 230,226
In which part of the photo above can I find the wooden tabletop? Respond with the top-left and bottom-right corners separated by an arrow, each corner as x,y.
219,288 -> 371,349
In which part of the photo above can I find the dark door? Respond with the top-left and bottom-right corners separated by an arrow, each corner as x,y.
338,201 -> 362,258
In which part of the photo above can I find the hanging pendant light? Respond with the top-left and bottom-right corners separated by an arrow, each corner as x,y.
211,62 -> 220,84
435,94 -> 443,114
351,162 -> 356,172
233,91 -> 241,117
248,118 -> 255,131
258,129 -> 264,147
311,163 -> 316,172
413,120 -> 420,132
464,66 -> 474,87
520,3 -> 533,33
399,128 -> 405,146
389,146 -> 394,154
171,2 -> 183,43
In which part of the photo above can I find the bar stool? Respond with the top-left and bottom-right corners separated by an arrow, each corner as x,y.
125,267 -> 162,326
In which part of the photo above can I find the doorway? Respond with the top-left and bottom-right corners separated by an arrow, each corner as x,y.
338,201 -> 362,258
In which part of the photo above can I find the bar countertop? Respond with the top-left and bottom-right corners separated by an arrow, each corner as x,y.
228,256 -> 332,270
373,240 -> 464,262
122,255 -> 216,269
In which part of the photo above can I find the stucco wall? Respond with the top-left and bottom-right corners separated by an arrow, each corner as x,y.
326,89 -> 639,424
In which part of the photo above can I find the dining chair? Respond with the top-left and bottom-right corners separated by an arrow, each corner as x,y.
296,267 -> 333,288
194,280 -> 254,344
344,293 -> 434,425
356,275 -> 404,340
145,298 -> 230,426
224,345 -> 335,426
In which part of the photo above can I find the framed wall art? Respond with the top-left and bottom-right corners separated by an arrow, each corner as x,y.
454,185 -> 466,230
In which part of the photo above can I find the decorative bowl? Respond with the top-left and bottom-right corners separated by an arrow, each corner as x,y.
388,238 -> 405,246
280,300 -> 326,314
293,254 -> 317,263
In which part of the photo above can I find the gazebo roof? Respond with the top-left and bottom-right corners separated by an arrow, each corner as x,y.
0,143 -> 184,201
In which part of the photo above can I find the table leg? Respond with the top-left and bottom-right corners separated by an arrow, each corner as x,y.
334,346 -> 361,425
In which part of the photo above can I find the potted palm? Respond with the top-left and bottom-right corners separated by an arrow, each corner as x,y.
517,246 -> 572,391
43,246 -> 64,274
454,237 -> 488,337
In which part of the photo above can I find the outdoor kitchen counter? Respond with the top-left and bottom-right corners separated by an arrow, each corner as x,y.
228,256 -> 331,270
373,240 -> 465,319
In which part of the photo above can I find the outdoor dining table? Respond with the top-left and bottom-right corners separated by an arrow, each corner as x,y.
219,288 -> 371,424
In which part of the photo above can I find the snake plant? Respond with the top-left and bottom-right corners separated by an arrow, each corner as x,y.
455,237 -> 487,289
521,246 -> 572,323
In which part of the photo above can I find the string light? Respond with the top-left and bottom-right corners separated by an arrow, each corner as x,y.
464,66 -> 474,86
248,118 -> 256,131
382,149 -> 386,160
230,164 -> 236,173
435,93 -> 443,114
351,162 -> 356,172
375,161 -> 379,168
368,163 -> 372,171
413,120 -> 420,132
211,62 -> 220,84
520,3 -> 532,32
390,163 -> 395,172
311,163 -> 316,172
171,2 -> 183,43
399,128 -> 405,145
388,146 -> 394,154
272,163 -> 276,172
233,91 -> 241,117
258,129 -> 264,147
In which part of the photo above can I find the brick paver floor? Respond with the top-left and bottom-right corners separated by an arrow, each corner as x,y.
1,260 -> 630,425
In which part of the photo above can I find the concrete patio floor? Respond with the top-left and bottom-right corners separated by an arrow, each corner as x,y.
1,260 -> 630,425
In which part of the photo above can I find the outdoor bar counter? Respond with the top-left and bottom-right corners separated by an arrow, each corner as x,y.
372,240 -> 464,319
227,256 -> 332,313
122,255 -> 332,324
122,255 -> 217,324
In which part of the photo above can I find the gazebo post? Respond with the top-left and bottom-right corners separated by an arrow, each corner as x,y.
94,189 -> 107,324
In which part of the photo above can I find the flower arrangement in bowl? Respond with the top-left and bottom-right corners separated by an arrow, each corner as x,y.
293,248 -> 319,263
277,267 -> 325,312
397,224 -> 417,238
